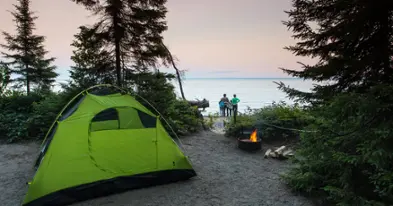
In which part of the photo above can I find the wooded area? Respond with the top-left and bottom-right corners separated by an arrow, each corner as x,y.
0,0 -> 205,143
0,0 -> 393,205
225,1 -> 393,205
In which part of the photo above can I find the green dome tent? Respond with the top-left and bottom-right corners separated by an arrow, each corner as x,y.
23,85 -> 196,206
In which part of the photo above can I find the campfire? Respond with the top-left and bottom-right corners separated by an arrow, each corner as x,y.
249,129 -> 257,142
237,128 -> 262,152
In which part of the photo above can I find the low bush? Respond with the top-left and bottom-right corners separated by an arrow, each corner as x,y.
165,99 -> 202,136
224,113 -> 255,137
28,92 -> 68,139
224,101 -> 314,143
0,90 -> 43,142
0,90 -> 71,143
0,73 -> 202,143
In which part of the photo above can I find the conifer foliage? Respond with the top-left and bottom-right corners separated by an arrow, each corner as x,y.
277,0 -> 393,105
1,0 -> 58,94
280,0 -> 393,205
71,0 -> 169,87
68,26 -> 116,88
0,62 -> 11,95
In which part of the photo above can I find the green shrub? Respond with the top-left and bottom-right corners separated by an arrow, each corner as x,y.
0,91 -> 43,142
0,112 -> 30,143
165,99 -> 202,136
224,101 -> 314,143
28,92 -> 68,139
253,101 -> 315,142
0,89 -> 80,143
224,114 -> 255,137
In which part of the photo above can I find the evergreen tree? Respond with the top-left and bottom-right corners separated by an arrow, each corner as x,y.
280,1 -> 393,205
68,26 -> 116,88
1,0 -> 58,94
71,0 -> 169,87
276,0 -> 393,105
0,62 -> 11,95
33,43 -> 58,92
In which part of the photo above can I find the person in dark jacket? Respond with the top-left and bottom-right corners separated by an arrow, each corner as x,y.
220,94 -> 230,116
219,100 -> 225,116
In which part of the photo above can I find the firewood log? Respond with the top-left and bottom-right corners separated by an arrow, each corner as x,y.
274,146 -> 286,156
264,149 -> 272,158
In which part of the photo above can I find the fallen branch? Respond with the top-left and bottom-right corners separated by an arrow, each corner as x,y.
188,99 -> 210,109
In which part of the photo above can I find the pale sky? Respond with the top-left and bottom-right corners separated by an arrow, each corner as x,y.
0,0 -> 314,81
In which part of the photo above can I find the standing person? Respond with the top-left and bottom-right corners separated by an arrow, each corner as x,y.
220,94 -> 230,116
231,94 -> 240,115
219,100 -> 225,117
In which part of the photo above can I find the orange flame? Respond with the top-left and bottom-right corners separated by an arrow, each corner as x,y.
250,129 -> 257,142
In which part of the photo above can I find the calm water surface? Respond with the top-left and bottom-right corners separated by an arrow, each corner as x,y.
172,78 -> 315,115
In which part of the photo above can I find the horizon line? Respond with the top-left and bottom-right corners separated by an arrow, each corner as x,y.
54,77 -> 302,81
183,77 -> 300,80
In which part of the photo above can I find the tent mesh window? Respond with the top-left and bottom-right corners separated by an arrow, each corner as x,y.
90,107 -> 156,132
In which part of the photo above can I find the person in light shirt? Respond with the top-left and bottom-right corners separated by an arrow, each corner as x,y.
230,94 -> 240,116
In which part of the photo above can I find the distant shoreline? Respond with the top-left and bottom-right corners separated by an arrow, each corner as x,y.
182,77 -> 303,80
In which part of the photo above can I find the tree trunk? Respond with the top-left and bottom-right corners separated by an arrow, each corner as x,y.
113,0 -> 122,87
175,69 -> 185,100
161,43 -> 186,100
24,39 -> 30,94
114,34 -> 121,87
159,43 -> 210,130
26,63 -> 30,95
115,41 -> 121,87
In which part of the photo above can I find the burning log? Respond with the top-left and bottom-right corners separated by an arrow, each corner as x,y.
187,98 -> 209,109
264,146 -> 294,159
237,129 -> 262,152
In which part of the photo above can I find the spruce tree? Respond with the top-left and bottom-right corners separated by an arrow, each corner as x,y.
71,0 -> 168,87
0,62 -> 11,95
280,1 -> 393,205
68,26 -> 116,88
277,0 -> 393,105
1,0 -> 58,94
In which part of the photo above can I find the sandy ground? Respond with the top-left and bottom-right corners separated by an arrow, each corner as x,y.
0,128 -> 312,206
0,142 -> 40,206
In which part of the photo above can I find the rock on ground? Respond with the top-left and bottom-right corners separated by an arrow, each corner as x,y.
0,132 -> 312,206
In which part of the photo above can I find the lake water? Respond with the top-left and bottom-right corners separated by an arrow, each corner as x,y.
53,77 -> 316,115
171,78 -> 315,115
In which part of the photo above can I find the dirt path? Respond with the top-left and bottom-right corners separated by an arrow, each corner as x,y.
0,131 -> 312,206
